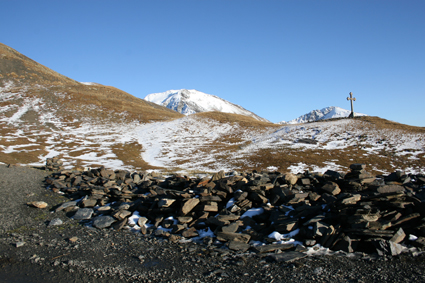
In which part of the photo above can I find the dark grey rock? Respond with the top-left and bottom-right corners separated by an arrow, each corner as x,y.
373,239 -> 404,256
73,208 -> 94,220
228,240 -> 250,252
92,215 -> 116,229
55,200 -> 79,212
268,251 -> 307,262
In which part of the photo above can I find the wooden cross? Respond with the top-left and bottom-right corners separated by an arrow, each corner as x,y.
347,92 -> 356,118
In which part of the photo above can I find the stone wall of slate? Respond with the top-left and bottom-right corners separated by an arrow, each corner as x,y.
45,159 -> 425,257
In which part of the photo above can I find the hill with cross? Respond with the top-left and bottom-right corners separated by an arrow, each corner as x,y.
0,42 -> 424,175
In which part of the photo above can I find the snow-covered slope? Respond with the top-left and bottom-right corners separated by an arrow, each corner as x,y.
279,106 -> 367,124
2,43 -> 424,176
144,89 -> 269,122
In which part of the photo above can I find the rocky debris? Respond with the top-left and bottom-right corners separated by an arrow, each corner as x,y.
43,161 -> 425,258
45,157 -> 64,172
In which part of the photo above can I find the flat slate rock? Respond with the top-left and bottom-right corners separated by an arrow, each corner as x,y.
268,251 -> 307,263
228,240 -> 251,252
254,243 -> 294,253
377,185 -> 405,194
73,208 -> 94,220
92,215 -> 116,229
217,232 -> 251,243
55,200 -> 79,212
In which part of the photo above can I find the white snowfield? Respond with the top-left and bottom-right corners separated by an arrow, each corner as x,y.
1,81 -> 425,175
144,89 -> 269,122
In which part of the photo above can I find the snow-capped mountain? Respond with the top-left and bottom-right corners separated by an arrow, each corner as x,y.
144,89 -> 269,122
279,106 -> 367,124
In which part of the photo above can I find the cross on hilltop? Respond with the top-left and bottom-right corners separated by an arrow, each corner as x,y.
347,92 -> 356,118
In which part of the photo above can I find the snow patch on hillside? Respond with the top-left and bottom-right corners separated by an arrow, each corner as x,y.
1,85 -> 424,175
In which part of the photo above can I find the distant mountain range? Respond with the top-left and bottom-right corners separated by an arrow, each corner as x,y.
144,89 -> 269,122
279,106 -> 367,124
144,89 -> 367,125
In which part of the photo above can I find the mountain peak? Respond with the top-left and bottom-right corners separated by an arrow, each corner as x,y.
144,89 -> 269,122
280,106 -> 367,124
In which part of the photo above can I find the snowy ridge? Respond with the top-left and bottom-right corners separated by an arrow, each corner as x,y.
279,106 -> 367,124
144,89 -> 269,122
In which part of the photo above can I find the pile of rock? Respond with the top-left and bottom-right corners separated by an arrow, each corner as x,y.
45,157 -> 64,171
44,161 -> 425,258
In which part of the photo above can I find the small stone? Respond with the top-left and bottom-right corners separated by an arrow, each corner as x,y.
69,237 -> 78,243
222,222 -> 240,233
177,216 -> 193,224
48,218 -> 63,227
82,198 -> 97,208
55,201 -> 79,212
15,241 -> 25,247
27,201 -> 48,209
268,251 -> 307,262
254,243 -> 294,253
93,215 -> 116,229
112,218 -> 128,230
284,173 -> 298,185
112,209 -> 131,220
341,194 -> 361,205
390,228 -> 406,244
182,227 -> 199,238
137,216 -> 148,227
228,240 -> 251,252
73,208 -> 94,220
321,182 -> 341,195
350,164 -> 366,170
180,198 -> 200,215
158,198 -> 176,208
373,239 -> 405,256
377,185 -> 405,194
217,232 -> 251,243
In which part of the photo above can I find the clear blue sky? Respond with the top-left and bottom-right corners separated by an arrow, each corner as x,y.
2,0 -> 424,126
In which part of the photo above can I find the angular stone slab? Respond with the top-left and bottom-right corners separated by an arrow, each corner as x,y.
341,194 -> 361,205
372,239 -> 405,256
390,228 -> 406,244
228,240 -> 251,252
73,208 -> 94,220
93,215 -> 116,229
222,222 -> 240,233
180,198 -> 200,215
321,182 -> 341,195
377,185 -> 405,194
158,198 -> 176,208
217,232 -> 251,243
284,173 -> 298,185
182,227 -> 199,238
350,164 -> 366,170
254,243 -> 294,253
268,251 -> 307,263
82,198 -> 97,208
55,200 -> 79,212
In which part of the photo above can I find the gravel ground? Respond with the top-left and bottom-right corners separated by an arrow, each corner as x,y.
1,164 -> 425,283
